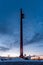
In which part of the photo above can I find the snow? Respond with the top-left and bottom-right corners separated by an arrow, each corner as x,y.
6,58 -> 24,62
0,58 -> 24,62
0,57 -> 43,62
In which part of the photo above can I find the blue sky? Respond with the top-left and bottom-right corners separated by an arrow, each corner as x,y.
0,0 -> 43,56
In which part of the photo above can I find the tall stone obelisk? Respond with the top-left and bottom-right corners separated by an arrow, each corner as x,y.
20,9 -> 24,58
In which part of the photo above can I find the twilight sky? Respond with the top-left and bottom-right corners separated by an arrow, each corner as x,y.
0,0 -> 43,57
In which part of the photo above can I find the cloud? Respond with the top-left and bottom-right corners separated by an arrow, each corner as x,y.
0,20 -> 14,35
0,46 -> 10,51
3,40 -> 19,48
0,20 -> 7,34
38,45 -> 43,47
0,34 -> 19,48
24,33 -> 43,45
0,37 -> 19,52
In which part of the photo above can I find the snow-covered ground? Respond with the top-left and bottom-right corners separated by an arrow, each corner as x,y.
0,57 -> 43,62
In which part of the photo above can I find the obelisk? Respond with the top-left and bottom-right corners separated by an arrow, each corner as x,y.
20,9 -> 24,58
